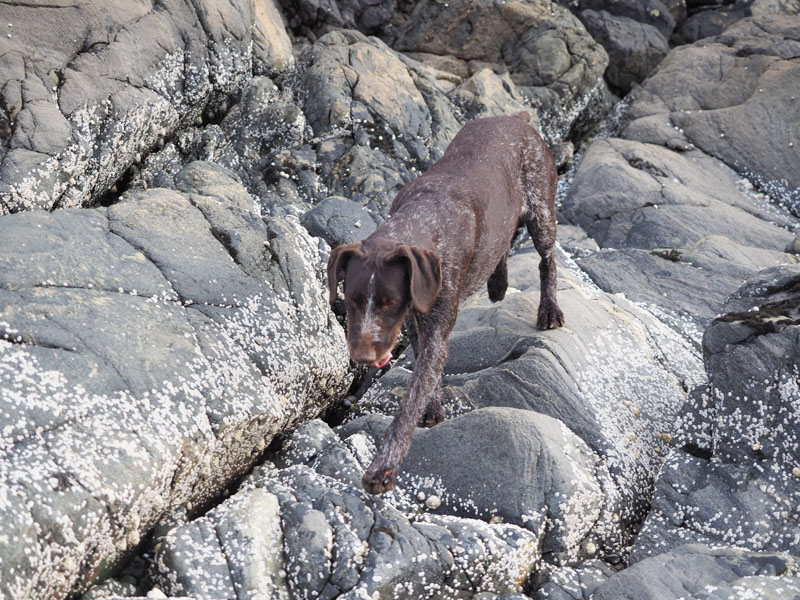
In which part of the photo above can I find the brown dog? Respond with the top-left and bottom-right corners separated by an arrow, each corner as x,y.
327,112 -> 564,494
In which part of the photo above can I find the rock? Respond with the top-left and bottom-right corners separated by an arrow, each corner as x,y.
622,15 -> 800,215
253,0 -> 294,76
267,29 -> 465,217
632,266 -> 800,559
348,243 -> 705,554
0,0 -> 293,213
278,0 -> 395,37
672,5 -> 749,44
395,0 -> 610,141
558,14 -> 800,331
300,195 -> 381,247
592,544 -> 800,599
579,10 -> 670,93
155,426 -> 542,598
0,161 -> 350,598
452,69 -> 532,122
750,0 -> 800,16
128,75 -> 307,207
532,559 -> 616,600
339,408 -> 619,562
572,0 -> 678,38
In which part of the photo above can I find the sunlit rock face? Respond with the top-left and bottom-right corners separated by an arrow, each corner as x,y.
1,2 -> 799,600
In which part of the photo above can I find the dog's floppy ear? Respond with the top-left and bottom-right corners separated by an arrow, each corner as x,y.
326,242 -> 363,306
396,245 -> 442,314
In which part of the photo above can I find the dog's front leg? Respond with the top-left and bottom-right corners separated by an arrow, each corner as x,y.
362,311 -> 453,494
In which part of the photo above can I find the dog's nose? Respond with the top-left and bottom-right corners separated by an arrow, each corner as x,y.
348,344 -> 377,365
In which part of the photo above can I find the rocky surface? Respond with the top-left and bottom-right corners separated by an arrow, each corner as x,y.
1,2 -> 799,600
632,265 -> 800,559
0,161 -> 350,598
0,0 -> 293,214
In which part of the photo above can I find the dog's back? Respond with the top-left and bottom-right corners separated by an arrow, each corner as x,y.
387,112 -> 555,300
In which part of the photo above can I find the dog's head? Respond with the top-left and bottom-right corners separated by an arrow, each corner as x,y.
327,239 -> 442,367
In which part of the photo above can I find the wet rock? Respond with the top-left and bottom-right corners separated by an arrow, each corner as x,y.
300,195 -> 381,247
0,0 -> 293,213
672,4 -> 750,44
579,10 -> 670,93
155,426 -> 542,598
395,0 -> 610,142
0,161 -> 350,598
349,243 -> 705,552
622,15 -> 800,215
633,266 -> 800,559
592,544 -> 800,599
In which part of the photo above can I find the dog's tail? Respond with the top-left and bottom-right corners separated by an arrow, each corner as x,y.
515,111 -> 531,123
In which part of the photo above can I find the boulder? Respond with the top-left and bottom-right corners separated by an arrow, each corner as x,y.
569,0 -> 678,38
622,15 -> 800,215
579,10 -> 670,93
128,76 -> 307,205
633,266 -> 800,560
672,4 -> 749,44
591,544 -> 800,600
339,408 -> 618,561
348,244 -> 704,557
0,162 -> 350,599
395,0 -> 610,141
263,29 -> 464,217
277,0 -> 395,37
300,195 -> 381,247
0,0 -> 293,213
561,16 -> 800,329
155,418 -> 543,598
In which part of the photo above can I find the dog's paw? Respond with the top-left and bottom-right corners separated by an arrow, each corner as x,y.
537,302 -> 565,330
419,402 -> 445,428
487,281 -> 507,302
362,464 -> 397,495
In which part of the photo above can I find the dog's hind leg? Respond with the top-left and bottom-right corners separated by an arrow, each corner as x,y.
487,252 -> 509,302
523,146 -> 564,330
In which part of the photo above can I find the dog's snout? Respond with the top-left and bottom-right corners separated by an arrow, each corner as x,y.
349,344 -> 378,365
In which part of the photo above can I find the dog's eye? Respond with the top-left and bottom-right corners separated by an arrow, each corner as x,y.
381,299 -> 397,308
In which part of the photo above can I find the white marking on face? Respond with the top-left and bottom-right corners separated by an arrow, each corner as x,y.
362,272 -> 381,342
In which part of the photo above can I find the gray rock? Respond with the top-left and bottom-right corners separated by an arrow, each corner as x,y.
265,29 -> 465,217
301,196 -> 380,247
532,559 -> 616,600
128,75 -> 307,204
561,136 -> 798,328
278,0 -> 395,36
633,266 -> 800,560
156,427 -> 543,598
672,5 -> 749,44
0,0 -> 293,213
750,0 -> 800,16
592,544 -> 800,600
348,244 -> 705,555
0,162 -> 350,599
622,15 -> 800,215
395,0 -> 610,141
339,407 -> 617,560
573,0 -> 678,38
579,10 -> 670,93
